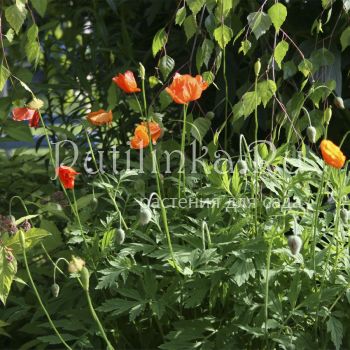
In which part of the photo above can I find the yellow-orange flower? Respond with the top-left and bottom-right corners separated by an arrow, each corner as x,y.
320,140 -> 346,169
165,73 -> 208,104
130,122 -> 162,149
112,71 -> 141,93
86,109 -> 112,126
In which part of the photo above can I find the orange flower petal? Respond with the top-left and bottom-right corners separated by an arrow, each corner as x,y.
112,71 -> 141,93
320,140 -> 346,169
87,109 -> 112,126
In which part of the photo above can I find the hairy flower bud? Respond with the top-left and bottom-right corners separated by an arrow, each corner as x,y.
51,283 -> 60,298
68,256 -> 85,273
324,106 -> 332,124
80,267 -> 90,291
139,62 -> 146,80
115,228 -> 125,245
334,96 -> 345,110
27,97 -> 44,110
306,126 -> 316,144
340,208 -> 349,224
205,111 -> 215,120
237,159 -> 248,175
254,58 -> 261,77
139,207 -> 152,226
21,220 -> 31,232
287,235 -> 302,255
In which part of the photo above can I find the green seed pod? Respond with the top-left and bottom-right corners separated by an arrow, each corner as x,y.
334,96 -> 345,110
237,159 -> 248,175
115,228 -> 125,245
306,126 -> 316,143
139,207 -> 152,226
324,106 -> 332,124
287,235 -> 302,255
205,111 -> 215,120
80,267 -> 90,291
19,230 -> 26,248
340,208 -> 349,224
254,59 -> 261,77
51,283 -> 60,298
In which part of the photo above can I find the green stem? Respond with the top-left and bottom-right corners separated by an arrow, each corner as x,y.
223,47 -> 229,150
264,238 -> 273,346
21,237 -> 72,350
178,104 -> 188,199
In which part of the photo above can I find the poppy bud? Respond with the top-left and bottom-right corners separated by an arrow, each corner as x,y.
306,126 -> 316,143
51,283 -> 60,297
115,228 -> 125,245
91,197 -> 98,210
139,62 -> 146,80
334,96 -> 345,110
21,220 -> 31,232
68,256 -> 85,273
27,97 -> 44,110
19,230 -> 26,248
287,235 -> 302,255
205,111 -> 215,119
237,159 -> 248,175
80,267 -> 90,291
324,106 -> 332,124
254,59 -> 261,77
258,143 -> 269,160
340,209 -> 349,224
139,207 -> 152,226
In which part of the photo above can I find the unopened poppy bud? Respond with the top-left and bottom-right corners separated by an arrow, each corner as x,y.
19,230 -> 26,248
334,96 -> 345,109
68,256 -> 85,273
341,209 -> 349,224
287,235 -> 302,255
27,97 -> 44,110
324,106 -> 332,124
237,159 -> 248,175
254,59 -> 261,77
306,126 -> 316,143
80,267 -> 90,291
91,197 -> 98,210
139,62 -> 146,80
115,228 -> 125,245
205,111 -> 215,119
51,283 -> 60,297
21,220 -> 31,232
139,207 -> 152,226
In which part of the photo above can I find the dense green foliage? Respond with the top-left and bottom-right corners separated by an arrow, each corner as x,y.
1,0 -> 350,349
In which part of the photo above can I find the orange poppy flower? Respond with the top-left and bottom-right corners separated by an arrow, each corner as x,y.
141,121 -> 162,144
112,71 -> 141,93
320,140 -> 346,169
165,73 -> 208,104
130,125 -> 150,149
12,107 -> 40,128
57,166 -> 80,189
86,109 -> 112,126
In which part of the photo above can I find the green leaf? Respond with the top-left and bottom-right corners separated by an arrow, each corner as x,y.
107,82 -> 117,110
257,80 -> 277,107
322,0 -> 334,9
187,0 -> 205,15
0,246 -> 17,305
238,39 -> 251,55
183,15 -> 197,41
191,117 -> 211,143
268,3 -> 287,32
4,120 -> 33,143
30,0 -> 48,17
340,27 -> 350,51
0,65 -> 10,92
213,25 -> 233,49
274,40 -> 289,68
175,6 -> 186,26
201,39 -> 214,68
25,24 -> 40,65
215,0 -> 234,19
327,316 -> 343,350
298,59 -> 313,77
229,258 -> 255,287
5,4 -> 27,34
152,28 -> 167,57
202,71 -> 215,85
159,55 -> 175,80
283,60 -> 297,79
241,91 -> 261,118
247,12 -> 271,40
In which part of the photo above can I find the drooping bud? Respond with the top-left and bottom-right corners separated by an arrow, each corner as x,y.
237,159 -> 248,175
115,228 -> 125,245
306,126 -> 316,144
27,97 -> 44,110
80,267 -> 90,291
324,106 -> 332,124
51,283 -> 60,297
91,197 -> 98,210
139,207 -> 152,226
21,220 -> 31,232
254,58 -> 261,77
334,96 -> 345,110
19,230 -> 26,248
68,256 -> 85,273
287,235 -> 302,255
205,111 -> 215,120
139,62 -> 146,80
340,208 -> 349,224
